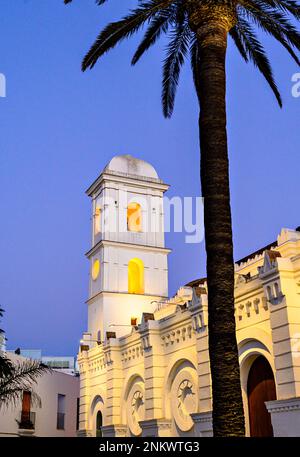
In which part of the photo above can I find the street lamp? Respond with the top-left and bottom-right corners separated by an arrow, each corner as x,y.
80,338 -> 101,345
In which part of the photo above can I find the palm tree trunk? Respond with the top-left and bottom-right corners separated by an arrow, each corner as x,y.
195,22 -> 245,436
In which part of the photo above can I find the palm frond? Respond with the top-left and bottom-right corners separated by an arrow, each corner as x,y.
162,21 -> 192,117
132,9 -> 173,65
63,0 -> 300,113
230,26 -> 249,61
0,354 -> 13,379
233,17 -> 282,106
241,0 -> 300,64
0,359 -> 51,410
190,36 -> 201,102
261,0 -> 300,19
82,0 -> 172,70
0,307 -> 4,335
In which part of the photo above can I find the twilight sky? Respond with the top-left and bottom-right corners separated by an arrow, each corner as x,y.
0,0 -> 299,355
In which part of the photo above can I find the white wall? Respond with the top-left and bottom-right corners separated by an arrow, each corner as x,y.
0,354 -> 80,437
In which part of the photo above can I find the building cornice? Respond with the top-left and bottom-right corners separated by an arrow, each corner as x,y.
86,171 -> 169,196
85,239 -> 171,258
86,291 -> 168,305
266,397 -> 300,413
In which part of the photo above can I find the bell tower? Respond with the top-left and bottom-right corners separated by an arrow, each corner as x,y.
85,155 -> 170,341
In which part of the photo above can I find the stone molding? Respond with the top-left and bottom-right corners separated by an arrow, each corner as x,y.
101,424 -> 128,437
191,412 -> 213,437
266,397 -> 300,414
77,429 -> 93,437
191,411 -> 212,424
140,419 -> 172,437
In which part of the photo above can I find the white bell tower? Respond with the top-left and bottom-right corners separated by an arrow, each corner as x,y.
85,155 -> 170,341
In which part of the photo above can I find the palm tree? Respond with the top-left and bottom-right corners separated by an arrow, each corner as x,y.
0,309 -> 50,410
0,308 -> 12,378
0,359 -> 50,410
64,0 -> 300,436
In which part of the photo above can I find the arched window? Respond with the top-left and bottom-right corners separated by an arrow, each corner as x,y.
96,411 -> 103,438
127,202 -> 142,232
267,285 -> 273,301
94,207 -> 101,235
274,282 -> 280,298
128,258 -> 144,294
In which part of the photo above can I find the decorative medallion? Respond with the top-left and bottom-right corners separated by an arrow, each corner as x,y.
171,369 -> 198,431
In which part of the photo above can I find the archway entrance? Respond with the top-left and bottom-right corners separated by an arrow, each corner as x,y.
96,411 -> 103,437
247,355 -> 276,437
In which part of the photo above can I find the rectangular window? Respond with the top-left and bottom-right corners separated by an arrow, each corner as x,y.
19,391 -> 35,429
76,398 -> 80,431
21,391 -> 31,423
57,394 -> 66,430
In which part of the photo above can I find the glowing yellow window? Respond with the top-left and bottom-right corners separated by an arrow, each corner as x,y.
92,259 -> 100,281
128,258 -> 144,294
127,202 -> 142,232
94,207 -> 101,235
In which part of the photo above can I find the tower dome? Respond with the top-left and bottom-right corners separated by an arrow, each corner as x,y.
104,154 -> 159,180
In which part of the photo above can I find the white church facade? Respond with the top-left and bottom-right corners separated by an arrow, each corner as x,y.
77,155 -> 300,437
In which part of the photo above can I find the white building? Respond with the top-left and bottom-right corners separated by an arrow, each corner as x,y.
9,349 -> 78,376
77,155 -> 300,437
0,353 -> 80,437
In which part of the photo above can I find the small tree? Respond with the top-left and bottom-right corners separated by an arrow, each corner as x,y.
0,309 -> 50,410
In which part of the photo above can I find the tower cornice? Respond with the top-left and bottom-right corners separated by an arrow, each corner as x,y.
86,171 -> 170,197
85,239 -> 172,259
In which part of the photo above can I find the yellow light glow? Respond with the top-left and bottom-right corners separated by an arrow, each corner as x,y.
128,258 -> 144,294
92,259 -> 100,281
131,317 -> 137,326
127,202 -> 142,232
94,207 -> 101,235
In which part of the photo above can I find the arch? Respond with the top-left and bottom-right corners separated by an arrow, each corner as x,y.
89,394 -> 105,436
237,327 -> 273,355
96,411 -> 103,437
274,282 -> 280,298
94,207 -> 101,235
267,285 -> 273,300
90,395 -> 104,415
238,333 -> 275,436
127,202 -> 142,232
128,258 -> 144,294
247,355 -> 276,437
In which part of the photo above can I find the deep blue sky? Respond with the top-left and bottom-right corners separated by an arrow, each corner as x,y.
0,0 -> 299,355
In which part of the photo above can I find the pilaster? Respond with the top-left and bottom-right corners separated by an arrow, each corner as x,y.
139,318 -> 165,420
140,419 -> 172,437
266,397 -> 300,437
261,254 -> 300,399
103,338 -> 124,426
77,350 -> 92,433
191,412 -> 213,437
189,291 -> 212,412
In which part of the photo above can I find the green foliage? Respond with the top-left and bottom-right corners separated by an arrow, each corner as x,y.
0,309 -> 51,410
0,359 -> 50,410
